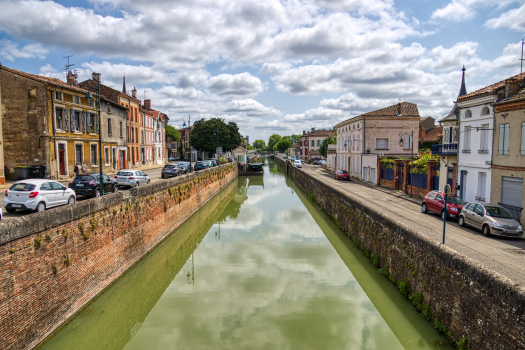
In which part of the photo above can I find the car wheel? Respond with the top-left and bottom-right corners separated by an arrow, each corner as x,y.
161,174 -> 165,179
458,216 -> 465,227
68,196 -> 75,205
421,203 -> 427,213
147,179 -> 151,184
95,189 -> 101,198
441,210 -> 447,220
6,208 -> 16,213
483,225 -> 491,237
36,202 -> 46,213
135,181 -> 139,187
113,185 -> 118,193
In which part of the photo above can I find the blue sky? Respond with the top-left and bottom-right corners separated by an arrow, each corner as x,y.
0,0 -> 524,143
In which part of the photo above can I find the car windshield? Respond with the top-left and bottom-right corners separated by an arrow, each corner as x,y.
117,171 -> 133,176
445,196 -> 465,204
164,165 -> 176,168
341,170 -> 349,174
74,175 -> 94,182
485,206 -> 514,219
196,162 -> 206,165
9,183 -> 36,191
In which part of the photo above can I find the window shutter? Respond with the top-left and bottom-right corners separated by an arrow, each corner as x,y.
81,112 -> 85,133
521,122 -> 525,155
71,111 -> 76,131
499,124 -> 505,154
64,108 -> 69,132
504,124 -> 510,154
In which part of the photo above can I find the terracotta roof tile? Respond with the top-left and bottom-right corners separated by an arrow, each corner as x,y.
360,102 -> 419,117
457,72 -> 525,101
493,89 -> 525,105
420,126 -> 443,142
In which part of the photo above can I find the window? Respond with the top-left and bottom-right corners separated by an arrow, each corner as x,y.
88,113 -> 96,133
352,136 -> 355,150
91,144 -> 97,165
141,131 -> 144,144
465,110 -> 472,118
105,147 -> 110,166
404,135 -> 413,150
40,182 -> 52,191
55,91 -> 62,100
474,204 -> 484,216
477,172 -> 487,200
356,135 -> 360,150
120,122 -> 123,138
311,140 -> 314,147
74,96 -> 80,104
499,123 -> 510,155
376,138 -> 388,150
108,118 -> 112,135
521,122 -> 525,155
56,108 -> 63,130
464,126 -> 471,151
317,140 -> 320,147
436,194 -> 443,201
480,124 -> 489,152
73,111 -> 81,131
107,104 -> 112,114
481,107 -> 490,116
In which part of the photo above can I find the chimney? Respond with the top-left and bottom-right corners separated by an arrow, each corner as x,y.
92,72 -> 101,83
311,127 -> 315,132
67,71 -> 75,85
397,102 -> 402,116
505,78 -> 519,98
144,99 -> 151,110
132,87 -> 137,98
303,131 -> 306,135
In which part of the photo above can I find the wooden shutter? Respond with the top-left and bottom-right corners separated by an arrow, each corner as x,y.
81,111 -> 85,133
71,110 -> 75,131
64,108 -> 69,131
504,124 -> 510,154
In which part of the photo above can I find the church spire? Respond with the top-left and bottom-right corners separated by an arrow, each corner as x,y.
122,74 -> 127,94
458,65 -> 467,97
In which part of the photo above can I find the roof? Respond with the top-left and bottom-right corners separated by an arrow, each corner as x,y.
420,126 -> 443,142
457,72 -> 525,101
493,89 -> 525,106
360,102 -> 419,117
78,79 -> 141,104
441,104 -> 459,122
301,129 -> 334,138
232,145 -> 247,152
1,65 -> 92,95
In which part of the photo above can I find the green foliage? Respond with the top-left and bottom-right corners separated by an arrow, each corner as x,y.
275,139 -> 292,153
51,263 -> 58,275
34,235 -> 42,248
370,253 -> 379,267
380,158 -> 395,169
268,134 -> 282,152
63,254 -> 71,267
247,145 -> 254,150
399,280 -> 411,297
165,125 -> 180,142
281,134 -> 301,144
178,143 -> 184,158
457,336 -> 469,350
190,118 -> 242,153
433,313 -> 448,333
410,153 -> 439,174
419,140 -> 438,151
319,136 -> 336,158
253,139 -> 266,150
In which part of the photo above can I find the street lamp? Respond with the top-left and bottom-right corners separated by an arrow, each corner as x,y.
399,131 -> 414,197
84,79 -> 103,195
182,115 -> 192,172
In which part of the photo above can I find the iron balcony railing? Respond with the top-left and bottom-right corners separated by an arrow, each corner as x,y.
432,143 -> 458,156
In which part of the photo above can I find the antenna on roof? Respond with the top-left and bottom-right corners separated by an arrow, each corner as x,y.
144,90 -> 149,101
520,39 -> 524,74
63,55 -> 74,74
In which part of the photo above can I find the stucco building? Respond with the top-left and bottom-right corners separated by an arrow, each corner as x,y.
299,128 -> 334,162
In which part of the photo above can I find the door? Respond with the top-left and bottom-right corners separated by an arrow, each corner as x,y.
52,181 -> 68,205
434,193 -> 444,213
472,204 -> 485,229
501,177 -> 523,220
113,148 -> 117,171
460,171 -> 467,200
75,145 -> 82,165
39,182 -> 56,207
102,174 -> 112,193
371,168 -> 376,184
120,150 -> 125,170
58,145 -> 66,175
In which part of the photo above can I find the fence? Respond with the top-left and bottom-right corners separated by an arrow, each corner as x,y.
410,173 -> 427,189
381,168 -> 394,181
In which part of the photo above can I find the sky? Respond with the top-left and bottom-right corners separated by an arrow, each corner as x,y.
0,0 -> 524,143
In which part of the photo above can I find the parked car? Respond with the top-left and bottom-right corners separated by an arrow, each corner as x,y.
177,162 -> 191,173
69,173 -> 118,197
115,170 -> 150,187
459,203 -> 523,237
293,160 -> 302,168
5,179 -> 76,213
318,160 -> 326,166
194,161 -> 210,171
161,164 -> 183,178
168,157 -> 177,162
421,190 -> 465,220
335,170 -> 350,180
228,157 -> 234,163
209,159 -> 219,167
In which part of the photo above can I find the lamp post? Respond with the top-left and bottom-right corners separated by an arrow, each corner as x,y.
85,79 -> 103,195
182,115 -> 191,172
399,131 -> 414,197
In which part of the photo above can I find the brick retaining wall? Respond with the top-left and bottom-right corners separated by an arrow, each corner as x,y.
0,163 -> 237,350
277,157 -> 525,350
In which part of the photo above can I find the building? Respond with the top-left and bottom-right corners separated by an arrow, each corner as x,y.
490,76 -> 525,222
335,102 -> 420,180
232,145 -> 247,164
179,126 -> 197,161
327,144 -> 336,170
299,128 -> 334,162
433,66 -> 467,193
289,143 -> 300,158
241,135 -> 249,146
1,66 -> 123,180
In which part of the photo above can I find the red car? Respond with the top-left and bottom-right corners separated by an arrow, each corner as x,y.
421,190 -> 466,220
335,170 -> 350,180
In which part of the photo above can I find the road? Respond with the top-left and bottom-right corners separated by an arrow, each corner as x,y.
293,161 -> 525,287
0,166 -> 169,220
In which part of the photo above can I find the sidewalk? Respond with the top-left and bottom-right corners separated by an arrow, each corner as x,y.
0,163 -> 166,189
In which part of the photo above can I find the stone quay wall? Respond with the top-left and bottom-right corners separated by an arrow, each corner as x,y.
276,157 -> 525,350
0,163 -> 238,350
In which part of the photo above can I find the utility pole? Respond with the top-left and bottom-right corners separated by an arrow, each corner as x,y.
520,39 -> 524,74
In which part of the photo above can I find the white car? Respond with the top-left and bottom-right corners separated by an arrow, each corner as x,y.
114,169 -> 150,187
294,160 -> 302,168
5,179 -> 76,213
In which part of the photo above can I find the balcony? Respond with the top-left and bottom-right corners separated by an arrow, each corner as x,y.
432,143 -> 458,156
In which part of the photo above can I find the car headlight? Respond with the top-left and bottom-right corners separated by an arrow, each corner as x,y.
518,225 -> 523,231
491,222 -> 503,228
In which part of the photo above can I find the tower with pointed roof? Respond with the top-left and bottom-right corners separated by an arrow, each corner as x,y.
122,75 -> 126,94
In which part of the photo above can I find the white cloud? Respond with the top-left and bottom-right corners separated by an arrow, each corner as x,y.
208,73 -> 264,99
224,99 -> 282,118
431,0 -> 518,22
485,3 -> 525,31
0,39 -> 47,61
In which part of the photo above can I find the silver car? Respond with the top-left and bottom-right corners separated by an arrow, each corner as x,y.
114,170 -> 150,188
5,179 -> 76,213
459,202 -> 523,237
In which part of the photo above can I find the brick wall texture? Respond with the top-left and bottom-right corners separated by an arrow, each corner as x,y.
277,158 -> 525,350
0,163 -> 237,350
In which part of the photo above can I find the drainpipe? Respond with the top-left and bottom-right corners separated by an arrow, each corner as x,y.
361,116 -> 366,179
49,87 -> 59,179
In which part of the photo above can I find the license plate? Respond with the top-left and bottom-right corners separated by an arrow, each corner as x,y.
507,230 -> 516,234
76,184 -> 84,187
12,204 -> 21,208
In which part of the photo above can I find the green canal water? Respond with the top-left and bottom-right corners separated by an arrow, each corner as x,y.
39,161 -> 450,350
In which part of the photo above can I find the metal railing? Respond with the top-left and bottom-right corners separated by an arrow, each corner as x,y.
498,202 -> 523,222
432,143 -> 458,155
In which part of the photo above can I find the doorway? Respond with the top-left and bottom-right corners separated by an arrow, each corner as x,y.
460,170 -> 467,200
58,144 -> 66,175
120,150 -> 126,170
75,144 -> 82,165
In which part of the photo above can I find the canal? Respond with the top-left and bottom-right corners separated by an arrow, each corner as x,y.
39,161 -> 449,350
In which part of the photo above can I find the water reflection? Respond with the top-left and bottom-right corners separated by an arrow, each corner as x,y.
39,161 -> 448,350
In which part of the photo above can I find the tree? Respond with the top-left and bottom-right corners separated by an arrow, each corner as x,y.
282,134 -> 300,144
275,139 -> 292,153
253,139 -> 266,150
319,136 -> 336,158
178,143 -> 184,158
190,118 -> 242,153
247,145 -> 254,150
224,121 -> 242,152
268,134 -> 281,152
165,125 -> 180,142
